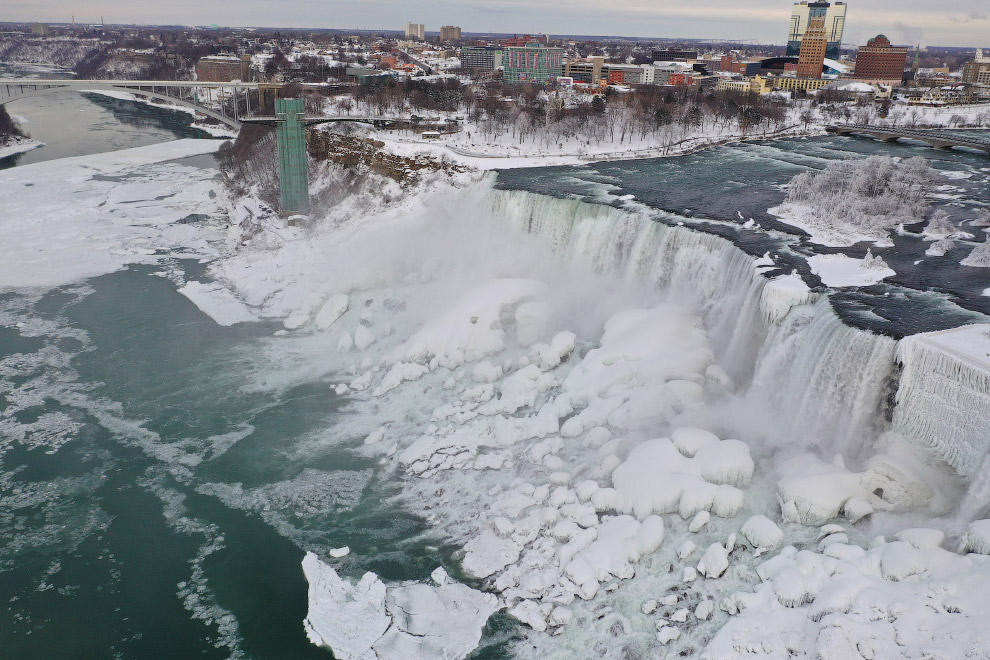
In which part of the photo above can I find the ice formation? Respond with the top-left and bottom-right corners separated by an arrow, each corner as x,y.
302,553 -> 500,660
807,252 -> 895,287
0,139 -> 226,289
706,535 -> 990,660
203,178 -> 990,659
771,155 -> 935,246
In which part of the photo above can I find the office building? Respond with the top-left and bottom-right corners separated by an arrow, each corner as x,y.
787,1 -> 846,58
405,23 -> 425,40
796,3 -> 829,78
853,34 -> 908,85
504,45 -> 563,84
460,46 -> 503,70
962,49 -> 990,87
651,49 -> 698,62
440,26 -> 462,41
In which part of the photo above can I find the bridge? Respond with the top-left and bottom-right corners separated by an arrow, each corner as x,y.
0,78 -> 269,130
0,78 -> 408,216
826,124 -> 990,155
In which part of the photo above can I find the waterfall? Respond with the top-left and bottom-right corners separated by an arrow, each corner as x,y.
483,186 -> 902,461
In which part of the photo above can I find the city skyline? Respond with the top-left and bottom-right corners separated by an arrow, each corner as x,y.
3,0 -> 988,48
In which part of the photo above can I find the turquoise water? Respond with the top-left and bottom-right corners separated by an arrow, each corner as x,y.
1,263 -> 479,659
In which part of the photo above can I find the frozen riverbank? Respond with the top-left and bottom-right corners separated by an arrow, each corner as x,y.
0,136 -> 44,161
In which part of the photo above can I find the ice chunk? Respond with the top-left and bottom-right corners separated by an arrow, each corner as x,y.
698,543 -> 729,578
462,531 -> 521,579
354,325 -> 377,351
302,552 -> 391,659
741,515 -> 783,554
329,546 -> 351,558
179,281 -> 257,326
656,626 -> 680,644
315,294 -> 349,330
689,511 -> 710,533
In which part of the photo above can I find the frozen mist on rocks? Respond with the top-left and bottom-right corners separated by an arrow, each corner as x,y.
3,128 -> 990,660
205,156 -> 990,659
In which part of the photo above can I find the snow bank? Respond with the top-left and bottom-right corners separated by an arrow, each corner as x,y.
302,552 -> 500,660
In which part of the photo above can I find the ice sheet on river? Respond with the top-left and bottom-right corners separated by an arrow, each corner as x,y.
0,139 -> 226,289
302,552 -> 500,660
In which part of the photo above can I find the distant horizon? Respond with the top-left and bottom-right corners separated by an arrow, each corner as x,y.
2,0 -> 987,49
0,22 -> 983,52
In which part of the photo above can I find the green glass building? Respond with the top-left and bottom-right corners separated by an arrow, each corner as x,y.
503,45 -> 563,85
275,97 -> 310,216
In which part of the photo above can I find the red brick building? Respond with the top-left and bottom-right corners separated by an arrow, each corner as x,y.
854,35 -> 908,84
196,55 -> 251,82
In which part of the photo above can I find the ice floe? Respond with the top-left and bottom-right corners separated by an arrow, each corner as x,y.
302,552 -> 500,660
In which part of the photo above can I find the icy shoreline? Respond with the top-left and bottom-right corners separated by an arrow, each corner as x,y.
0,136 -> 44,161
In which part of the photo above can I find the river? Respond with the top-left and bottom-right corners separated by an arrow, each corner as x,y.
2,66 -> 990,660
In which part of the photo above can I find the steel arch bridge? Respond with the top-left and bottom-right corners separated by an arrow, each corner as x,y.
0,78 -> 266,129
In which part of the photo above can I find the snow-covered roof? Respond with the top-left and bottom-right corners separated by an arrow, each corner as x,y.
833,81 -> 876,93
822,58 -> 851,74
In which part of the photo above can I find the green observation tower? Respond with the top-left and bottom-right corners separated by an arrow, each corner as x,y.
275,98 -> 310,216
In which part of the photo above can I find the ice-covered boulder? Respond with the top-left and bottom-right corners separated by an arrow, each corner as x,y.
698,543 -> 729,579
966,520 -> 990,555
741,515 -> 783,554
611,435 -> 752,520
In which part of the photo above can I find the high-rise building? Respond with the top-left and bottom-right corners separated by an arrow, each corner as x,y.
854,34 -> 908,84
962,49 -> 990,87
405,23 -> 425,40
440,25 -> 462,41
796,2 -> 829,78
503,45 -> 563,84
787,1 -> 846,59
460,46 -> 503,70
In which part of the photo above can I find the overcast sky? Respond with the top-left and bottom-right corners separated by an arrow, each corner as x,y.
7,0 -> 988,48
